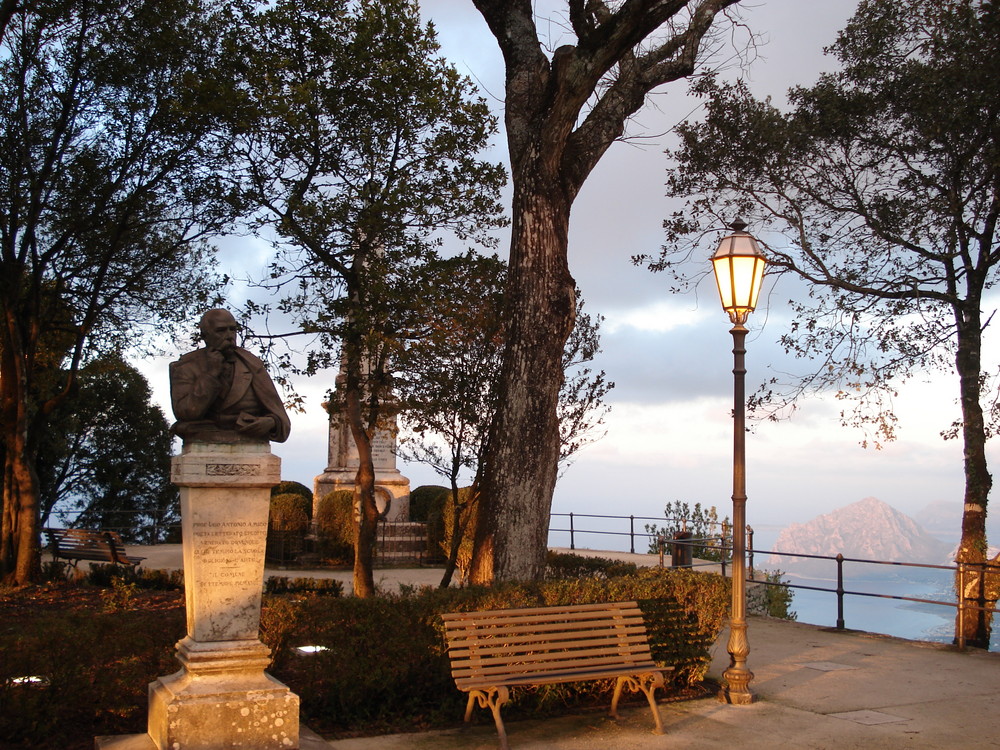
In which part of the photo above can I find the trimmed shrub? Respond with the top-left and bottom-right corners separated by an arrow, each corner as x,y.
408,484 -> 448,523
269,493 -> 311,532
263,576 -> 344,596
545,551 -> 639,580
271,480 -> 314,507
1,566 -> 728,746
0,589 -> 184,746
314,489 -> 355,563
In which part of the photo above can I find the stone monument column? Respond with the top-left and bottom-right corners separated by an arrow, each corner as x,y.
146,439 -> 298,750
313,369 -> 410,522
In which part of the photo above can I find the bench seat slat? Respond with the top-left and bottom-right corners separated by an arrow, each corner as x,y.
454,657 -> 659,682
455,663 -> 666,690
447,618 -> 645,636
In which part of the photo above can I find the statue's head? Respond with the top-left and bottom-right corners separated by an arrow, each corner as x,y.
199,309 -> 239,354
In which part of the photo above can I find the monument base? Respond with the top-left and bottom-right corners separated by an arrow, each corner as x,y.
313,468 -> 410,522
145,639 -> 299,749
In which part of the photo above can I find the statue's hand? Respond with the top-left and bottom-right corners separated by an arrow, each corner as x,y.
205,348 -> 226,379
236,413 -> 275,439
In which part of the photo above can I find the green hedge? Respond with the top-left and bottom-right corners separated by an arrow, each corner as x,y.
262,568 -> 729,735
0,568 -> 728,745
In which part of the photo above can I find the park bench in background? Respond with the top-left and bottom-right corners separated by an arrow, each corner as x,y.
42,528 -> 146,570
442,600 -> 670,750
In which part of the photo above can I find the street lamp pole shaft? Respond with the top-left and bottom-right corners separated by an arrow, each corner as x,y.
722,323 -> 754,704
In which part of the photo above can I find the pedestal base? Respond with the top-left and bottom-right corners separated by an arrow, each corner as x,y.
314,468 -> 410,522
146,639 -> 299,750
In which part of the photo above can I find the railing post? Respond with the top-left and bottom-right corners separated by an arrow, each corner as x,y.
836,553 -> 845,630
957,562 -> 966,650
629,515 -> 635,554
747,525 -> 755,581
569,513 -> 575,550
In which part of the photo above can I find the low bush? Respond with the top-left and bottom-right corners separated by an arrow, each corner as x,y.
269,493 -> 311,532
262,567 -> 729,736
0,586 -> 184,748
314,490 -> 355,563
84,564 -> 183,590
263,576 -> 344,596
1,567 -> 728,746
271,480 -> 314,506
545,550 -> 639,580
407,485 -> 448,523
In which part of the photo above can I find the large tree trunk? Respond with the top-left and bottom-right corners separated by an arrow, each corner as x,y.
470,176 -> 576,583
469,0 -> 739,583
0,306 -> 42,586
344,372 -> 378,598
953,305 -> 994,647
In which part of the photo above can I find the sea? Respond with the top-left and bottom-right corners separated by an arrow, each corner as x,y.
547,523 -> 999,652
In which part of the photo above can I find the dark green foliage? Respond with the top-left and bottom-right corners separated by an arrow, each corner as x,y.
545,551 -> 639,580
408,485 -> 449,524
0,591 -> 184,746
83,564 -> 183,591
269,493 -> 311,532
263,577 -> 344,596
271,481 -> 313,506
314,490 -> 355,563
41,357 -> 179,544
266,493 -> 312,564
408,485 -> 448,563
0,566 -> 727,745
261,568 -> 729,735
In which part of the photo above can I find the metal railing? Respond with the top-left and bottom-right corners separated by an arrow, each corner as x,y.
548,511 -> 999,650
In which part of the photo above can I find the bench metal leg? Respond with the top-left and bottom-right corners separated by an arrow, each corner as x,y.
611,673 -> 666,735
466,686 -> 511,750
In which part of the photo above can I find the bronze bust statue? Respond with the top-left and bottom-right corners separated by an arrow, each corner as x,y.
169,309 -> 291,443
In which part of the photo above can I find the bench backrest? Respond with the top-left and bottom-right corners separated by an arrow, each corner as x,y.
442,601 -> 655,688
43,528 -> 121,562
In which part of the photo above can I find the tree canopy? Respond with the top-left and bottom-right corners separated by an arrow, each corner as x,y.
38,357 -> 178,544
0,0 -> 241,583
648,0 -> 1000,645
233,0 -> 507,596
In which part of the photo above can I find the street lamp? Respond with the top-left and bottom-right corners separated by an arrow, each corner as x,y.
711,218 -> 766,705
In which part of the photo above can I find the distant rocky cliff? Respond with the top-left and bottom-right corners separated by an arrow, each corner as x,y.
768,497 -> 951,578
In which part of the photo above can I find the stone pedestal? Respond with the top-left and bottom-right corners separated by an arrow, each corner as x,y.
100,440 -> 299,750
314,414 -> 410,522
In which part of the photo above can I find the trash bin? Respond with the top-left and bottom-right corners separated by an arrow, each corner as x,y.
671,531 -> 693,568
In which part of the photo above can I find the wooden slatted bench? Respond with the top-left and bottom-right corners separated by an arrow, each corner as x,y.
442,601 -> 670,749
42,528 -> 146,570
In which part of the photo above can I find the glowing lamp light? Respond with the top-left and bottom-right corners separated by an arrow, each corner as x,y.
711,219 -> 767,326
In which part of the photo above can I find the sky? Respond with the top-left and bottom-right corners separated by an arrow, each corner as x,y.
136,0 -> 996,550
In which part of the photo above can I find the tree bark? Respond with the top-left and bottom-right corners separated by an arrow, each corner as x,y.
0,303 -> 42,586
344,363 -> 378,599
469,0 -> 740,582
953,303 -> 994,647
470,178 -> 575,583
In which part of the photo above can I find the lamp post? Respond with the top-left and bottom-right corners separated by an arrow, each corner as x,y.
711,218 -> 766,705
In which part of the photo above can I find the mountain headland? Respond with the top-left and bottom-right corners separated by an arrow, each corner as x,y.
768,497 -> 952,579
